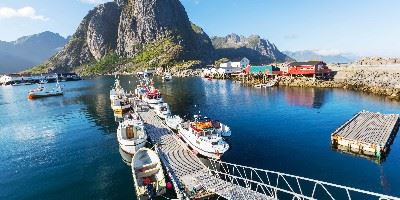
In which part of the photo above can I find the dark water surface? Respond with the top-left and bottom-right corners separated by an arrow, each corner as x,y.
0,76 -> 399,199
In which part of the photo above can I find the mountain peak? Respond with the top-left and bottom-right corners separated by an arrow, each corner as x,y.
211,34 -> 292,64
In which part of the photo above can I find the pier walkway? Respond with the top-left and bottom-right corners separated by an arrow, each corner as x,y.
138,109 -> 271,199
139,108 -> 399,200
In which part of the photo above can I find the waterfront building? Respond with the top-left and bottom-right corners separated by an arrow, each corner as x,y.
220,57 -> 250,69
245,65 -> 281,75
288,61 -> 331,77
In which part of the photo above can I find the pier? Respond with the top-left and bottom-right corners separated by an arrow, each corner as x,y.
138,108 -> 271,199
331,111 -> 399,158
137,107 -> 399,200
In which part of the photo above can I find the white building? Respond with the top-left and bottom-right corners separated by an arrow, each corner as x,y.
217,67 -> 242,74
220,57 -> 250,69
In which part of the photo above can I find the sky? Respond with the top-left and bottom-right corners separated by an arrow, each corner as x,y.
0,0 -> 399,57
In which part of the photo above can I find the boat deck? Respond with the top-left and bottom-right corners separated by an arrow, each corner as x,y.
331,111 -> 399,158
138,109 -> 271,199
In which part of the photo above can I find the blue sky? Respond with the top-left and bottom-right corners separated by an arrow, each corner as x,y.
0,0 -> 399,57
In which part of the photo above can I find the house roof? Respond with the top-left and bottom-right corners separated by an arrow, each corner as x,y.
289,61 -> 326,66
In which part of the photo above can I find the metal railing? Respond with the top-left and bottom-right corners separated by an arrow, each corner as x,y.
203,159 -> 400,200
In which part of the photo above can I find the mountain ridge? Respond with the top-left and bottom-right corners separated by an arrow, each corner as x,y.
0,31 -> 68,73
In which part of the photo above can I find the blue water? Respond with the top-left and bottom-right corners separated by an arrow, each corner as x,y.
1,76 -> 399,199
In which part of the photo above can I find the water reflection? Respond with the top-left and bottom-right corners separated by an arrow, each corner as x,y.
284,87 -> 326,109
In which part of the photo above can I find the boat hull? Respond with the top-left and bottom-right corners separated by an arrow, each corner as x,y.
178,128 -> 229,159
28,92 -> 63,99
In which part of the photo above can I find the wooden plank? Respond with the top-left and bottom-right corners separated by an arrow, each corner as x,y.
332,111 -> 399,157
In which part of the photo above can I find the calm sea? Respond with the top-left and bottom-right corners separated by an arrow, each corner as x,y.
0,76 -> 399,199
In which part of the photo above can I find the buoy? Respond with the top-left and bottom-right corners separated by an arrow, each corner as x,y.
167,182 -> 173,190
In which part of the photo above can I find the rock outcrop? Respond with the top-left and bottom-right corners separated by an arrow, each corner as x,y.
40,0 -> 214,73
355,57 -> 400,65
211,34 -> 293,64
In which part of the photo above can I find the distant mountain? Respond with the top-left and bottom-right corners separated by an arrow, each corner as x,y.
0,31 -> 68,73
283,50 -> 357,64
211,34 -> 293,64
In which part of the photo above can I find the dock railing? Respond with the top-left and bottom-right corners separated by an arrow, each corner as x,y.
205,159 -> 400,200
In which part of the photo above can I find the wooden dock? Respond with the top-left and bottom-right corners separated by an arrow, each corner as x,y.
331,111 -> 399,158
138,109 -> 271,199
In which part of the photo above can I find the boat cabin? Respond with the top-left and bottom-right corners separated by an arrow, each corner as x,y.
121,124 -> 145,140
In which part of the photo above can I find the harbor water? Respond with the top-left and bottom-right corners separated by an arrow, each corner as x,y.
0,76 -> 399,199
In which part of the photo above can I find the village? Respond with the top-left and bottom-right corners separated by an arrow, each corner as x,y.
202,57 -> 332,84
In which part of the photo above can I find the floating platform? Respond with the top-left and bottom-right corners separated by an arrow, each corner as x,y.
331,111 -> 399,158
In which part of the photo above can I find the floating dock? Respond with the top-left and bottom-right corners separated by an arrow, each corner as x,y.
331,111 -> 399,158
137,108 -> 271,199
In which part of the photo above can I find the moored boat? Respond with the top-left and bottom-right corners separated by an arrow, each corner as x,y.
110,78 -> 125,100
143,86 -> 163,108
165,115 -> 183,131
162,73 -> 172,81
111,98 -> 131,114
27,81 -> 63,99
177,117 -> 229,159
117,116 -> 147,155
131,148 -> 166,200
153,103 -> 171,119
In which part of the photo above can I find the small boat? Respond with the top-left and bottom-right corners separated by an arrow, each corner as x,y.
153,103 -> 171,119
165,115 -> 183,130
12,82 -> 22,86
111,98 -> 131,114
27,81 -> 63,99
135,83 -> 148,99
117,115 -> 147,155
177,116 -> 229,159
131,148 -> 166,200
24,82 -> 33,85
162,73 -> 172,81
143,86 -> 163,108
39,79 -> 48,84
110,78 -> 125,100
254,82 -> 275,88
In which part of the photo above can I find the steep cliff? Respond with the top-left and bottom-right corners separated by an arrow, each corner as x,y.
35,0 -> 214,73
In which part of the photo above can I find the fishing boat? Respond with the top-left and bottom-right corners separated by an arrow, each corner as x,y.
131,148 -> 166,200
135,83 -> 148,99
162,73 -> 172,81
111,98 -> 131,114
117,115 -> 147,155
27,81 -> 63,99
143,86 -> 163,108
153,103 -> 171,119
177,116 -> 229,159
110,78 -> 125,100
165,115 -> 183,130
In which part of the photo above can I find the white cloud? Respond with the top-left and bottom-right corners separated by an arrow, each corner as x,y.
313,49 -> 346,56
0,6 -> 49,21
80,0 -> 111,4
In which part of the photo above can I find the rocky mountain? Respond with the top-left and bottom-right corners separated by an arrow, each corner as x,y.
36,0 -> 214,74
0,31 -> 68,73
211,34 -> 293,64
283,50 -> 356,64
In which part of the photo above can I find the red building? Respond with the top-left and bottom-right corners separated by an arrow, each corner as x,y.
288,61 -> 331,76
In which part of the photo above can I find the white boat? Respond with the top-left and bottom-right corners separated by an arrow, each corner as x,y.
165,115 -> 183,130
12,82 -> 22,86
177,117 -> 229,159
143,86 -> 163,108
135,83 -> 148,99
110,78 -> 125,100
162,73 -> 172,81
131,148 -> 166,200
254,82 -> 275,88
192,115 -> 232,137
111,98 -> 131,114
28,81 -> 63,99
39,79 -> 48,84
117,116 -> 147,155
153,103 -> 171,119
